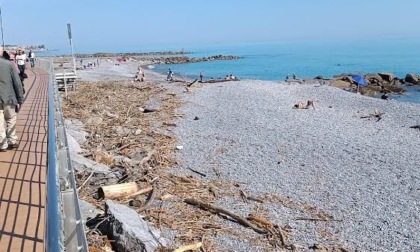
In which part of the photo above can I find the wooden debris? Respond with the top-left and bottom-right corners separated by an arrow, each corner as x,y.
137,181 -> 158,212
186,79 -> 198,87
172,242 -> 203,252
247,214 -> 290,248
98,182 -> 139,199
77,170 -> 95,192
295,217 -> 333,222
123,186 -> 153,200
247,214 -> 273,228
184,198 -> 267,234
360,108 -> 384,122
240,190 -> 265,203
187,167 -> 207,177
138,149 -> 157,167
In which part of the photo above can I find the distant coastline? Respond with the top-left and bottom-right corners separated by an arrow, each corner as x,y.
4,44 -> 46,52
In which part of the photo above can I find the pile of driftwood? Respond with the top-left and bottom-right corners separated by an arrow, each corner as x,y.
63,80 -> 349,251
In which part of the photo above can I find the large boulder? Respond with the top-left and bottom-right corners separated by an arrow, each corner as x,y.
378,72 -> 395,83
105,200 -> 167,252
330,79 -> 352,88
405,73 -> 419,85
365,74 -> 383,85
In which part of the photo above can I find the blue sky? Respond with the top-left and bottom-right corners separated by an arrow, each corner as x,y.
2,0 -> 419,51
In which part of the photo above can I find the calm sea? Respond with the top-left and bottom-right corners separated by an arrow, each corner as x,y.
43,37 -> 420,103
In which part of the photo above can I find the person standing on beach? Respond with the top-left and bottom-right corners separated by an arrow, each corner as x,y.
199,71 -> 204,82
0,47 -> 25,152
167,68 -> 173,81
16,49 -> 27,74
28,50 -> 35,68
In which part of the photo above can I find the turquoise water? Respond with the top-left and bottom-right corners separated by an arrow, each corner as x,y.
153,38 -> 420,80
44,37 -> 420,103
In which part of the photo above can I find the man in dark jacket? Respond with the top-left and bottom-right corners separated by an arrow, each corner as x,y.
0,47 -> 24,152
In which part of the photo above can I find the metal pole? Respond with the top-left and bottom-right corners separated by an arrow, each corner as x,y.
0,6 -> 5,47
67,23 -> 76,73
69,38 -> 76,73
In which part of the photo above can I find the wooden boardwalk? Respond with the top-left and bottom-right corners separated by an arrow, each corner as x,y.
0,69 -> 48,252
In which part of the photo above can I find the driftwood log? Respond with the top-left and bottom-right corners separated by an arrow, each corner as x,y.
187,79 -> 198,87
98,182 -> 138,199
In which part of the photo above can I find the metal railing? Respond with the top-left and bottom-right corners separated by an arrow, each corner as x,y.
38,58 -> 88,252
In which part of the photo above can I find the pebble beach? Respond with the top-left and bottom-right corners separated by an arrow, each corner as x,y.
76,60 -> 420,251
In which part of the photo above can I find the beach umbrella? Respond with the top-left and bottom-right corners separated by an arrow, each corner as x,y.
352,75 -> 367,87
352,75 -> 367,93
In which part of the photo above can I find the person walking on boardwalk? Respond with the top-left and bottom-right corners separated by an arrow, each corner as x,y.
28,50 -> 35,68
16,49 -> 27,74
0,47 -> 24,151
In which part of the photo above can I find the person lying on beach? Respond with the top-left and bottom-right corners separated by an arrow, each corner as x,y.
293,100 -> 316,110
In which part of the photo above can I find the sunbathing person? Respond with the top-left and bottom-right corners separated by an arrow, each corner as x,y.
293,100 -> 316,110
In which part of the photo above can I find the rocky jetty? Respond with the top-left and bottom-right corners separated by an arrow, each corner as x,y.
72,51 -> 240,65
74,51 -> 190,58
323,72 -> 420,96
137,54 -> 240,65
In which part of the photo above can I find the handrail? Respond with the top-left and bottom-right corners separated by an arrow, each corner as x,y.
38,58 -> 88,252
45,58 -> 64,251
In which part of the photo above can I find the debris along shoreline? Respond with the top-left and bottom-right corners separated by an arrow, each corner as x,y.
63,60 -> 420,251
63,75 -> 293,251
63,67 -> 320,251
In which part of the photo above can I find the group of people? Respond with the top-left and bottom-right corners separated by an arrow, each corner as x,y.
224,74 -> 236,80
80,58 -> 100,69
0,47 -> 26,152
285,73 -> 297,81
134,66 -> 146,82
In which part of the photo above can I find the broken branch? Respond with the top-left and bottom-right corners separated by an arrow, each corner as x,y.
184,198 -> 267,234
